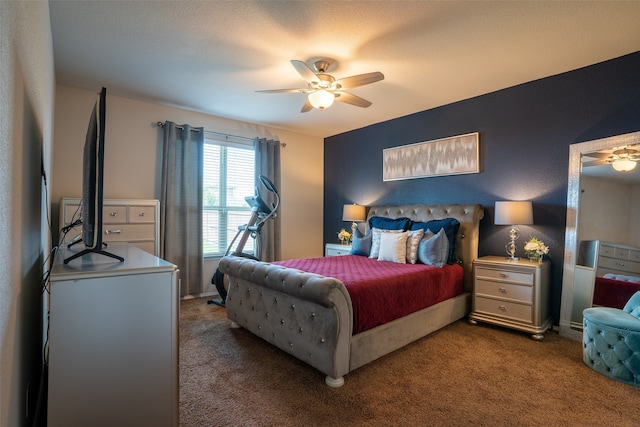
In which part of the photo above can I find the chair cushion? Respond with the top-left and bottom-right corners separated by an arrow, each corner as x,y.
583,307 -> 640,332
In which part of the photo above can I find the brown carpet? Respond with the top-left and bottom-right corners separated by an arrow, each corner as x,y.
179,298 -> 638,427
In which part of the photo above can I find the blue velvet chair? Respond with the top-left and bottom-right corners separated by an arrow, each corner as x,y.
583,291 -> 640,385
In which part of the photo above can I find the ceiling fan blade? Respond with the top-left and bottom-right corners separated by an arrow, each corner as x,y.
582,159 -> 609,167
291,60 -> 320,85
334,92 -> 372,108
583,152 -> 612,159
335,72 -> 384,89
300,99 -> 313,113
255,88 -> 307,94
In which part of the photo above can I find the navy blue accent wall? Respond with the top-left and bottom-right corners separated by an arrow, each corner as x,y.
324,51 -> 640,324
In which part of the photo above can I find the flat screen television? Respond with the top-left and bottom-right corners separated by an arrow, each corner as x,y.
64,87 -> 124,264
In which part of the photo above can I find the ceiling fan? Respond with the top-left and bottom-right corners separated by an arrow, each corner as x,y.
582,147 -> 640,172
256,59 -> 384,112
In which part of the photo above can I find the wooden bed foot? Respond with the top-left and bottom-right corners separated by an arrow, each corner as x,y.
325,376 -> 344,388
230,321 -> 240,329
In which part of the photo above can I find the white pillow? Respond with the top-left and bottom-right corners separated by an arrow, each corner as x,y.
405,229 -> 424,264
369,228 -> 403,259
377,231 -> 409,263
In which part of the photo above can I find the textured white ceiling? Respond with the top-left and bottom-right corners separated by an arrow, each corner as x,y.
49,1 -> 640,138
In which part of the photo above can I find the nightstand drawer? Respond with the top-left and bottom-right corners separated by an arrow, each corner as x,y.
475,267 -> 533,285
325,243 -> 352,256
474,296 -> 532,323
475,279 -> 533,303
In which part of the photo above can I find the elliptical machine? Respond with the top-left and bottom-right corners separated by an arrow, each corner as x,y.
208,175 -> 279,307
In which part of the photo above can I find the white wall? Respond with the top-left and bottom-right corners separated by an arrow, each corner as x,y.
52,84 -> 324,296
0,1 -> 55,425
578,175 -> 640,246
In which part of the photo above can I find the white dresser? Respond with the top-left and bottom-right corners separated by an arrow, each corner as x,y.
578,240 -> 640,277
60,197 -> 160,256
48,243 -> 179,427
469,256 -> 552,340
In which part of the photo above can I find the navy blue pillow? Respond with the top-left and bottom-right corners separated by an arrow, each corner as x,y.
410,218 -> 460,264
350,228 -> 372,256
368,216 -> 411,231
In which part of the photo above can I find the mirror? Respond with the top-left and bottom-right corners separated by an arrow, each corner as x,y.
559,130 -> 640,341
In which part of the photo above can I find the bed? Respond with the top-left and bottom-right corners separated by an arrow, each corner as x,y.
218,204 -> 484,387
593,274 -> 640,309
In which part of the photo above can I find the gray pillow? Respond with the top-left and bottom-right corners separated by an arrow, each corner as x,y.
417,228 -> 449,268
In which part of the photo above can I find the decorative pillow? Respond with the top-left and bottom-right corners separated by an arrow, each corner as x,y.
410,218 -> 460,264
405,229 -> 424,264
368,216 -> 411,231
417,228 -> 449,267
350,228 -> 372,257
377,231 -> 409,264
369,228 -> 403,259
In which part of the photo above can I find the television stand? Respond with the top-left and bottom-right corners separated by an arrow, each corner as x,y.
63,245 -> 124,264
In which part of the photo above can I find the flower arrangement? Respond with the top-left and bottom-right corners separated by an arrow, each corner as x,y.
337,229 -> 352,244
524,237 -> 549,262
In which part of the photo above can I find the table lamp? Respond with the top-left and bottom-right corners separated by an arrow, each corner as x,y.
342,204 -> 366,234
494,201 -> 533,261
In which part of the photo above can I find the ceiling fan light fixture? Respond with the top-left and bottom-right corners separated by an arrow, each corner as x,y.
308,89 -> 335,110
612,158 -> 637,172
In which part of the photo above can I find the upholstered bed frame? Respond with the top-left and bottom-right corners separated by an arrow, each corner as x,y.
218,204 -> 484,387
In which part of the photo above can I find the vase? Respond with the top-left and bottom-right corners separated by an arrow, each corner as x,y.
528,253 -> 542,263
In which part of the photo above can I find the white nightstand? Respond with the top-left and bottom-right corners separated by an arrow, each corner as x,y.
325,243 -> 352,257
469,255 -> 552,340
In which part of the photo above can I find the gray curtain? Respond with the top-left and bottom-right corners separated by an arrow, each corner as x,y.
255,138 -> 281,262
160,122 -> 204,297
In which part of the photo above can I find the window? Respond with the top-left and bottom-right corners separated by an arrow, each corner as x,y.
203,137 -> 255,257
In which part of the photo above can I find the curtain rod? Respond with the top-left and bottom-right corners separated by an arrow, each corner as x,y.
156,121 -> 285,146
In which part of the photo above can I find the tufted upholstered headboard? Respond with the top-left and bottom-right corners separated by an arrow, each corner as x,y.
366,204 -> 484,292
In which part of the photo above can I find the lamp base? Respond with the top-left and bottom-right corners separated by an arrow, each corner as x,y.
505,256 -> 520,262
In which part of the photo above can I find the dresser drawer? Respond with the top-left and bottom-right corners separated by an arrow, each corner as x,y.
129,206 -> 156,223
63,203 -> 82,225
325,244 -> 351,256
130,241 -> 156,255
631,250 -> 640,263
103,205 -> 128,224
102,224 -> 156,241
475,267 -> 533,285
475,279 -> 533,304
474,296 -> 532,323
597,255 -> 640,275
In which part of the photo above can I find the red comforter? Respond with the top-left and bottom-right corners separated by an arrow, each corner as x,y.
273,255 -> 464,334
593,276 -> 640,309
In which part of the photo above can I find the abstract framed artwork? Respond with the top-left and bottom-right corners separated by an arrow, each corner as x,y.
383,132 -> 480,181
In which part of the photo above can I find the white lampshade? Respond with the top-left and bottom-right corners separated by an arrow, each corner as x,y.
611,159 -> 637,172
308,89 -> 335,110
494,201 -> 533,225
342,204 -> 366,222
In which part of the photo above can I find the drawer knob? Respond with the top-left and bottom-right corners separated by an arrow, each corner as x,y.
499,287 -> 507,293
110,212 -> 117,216
105,229 -> 122,235
616,261 -> 626,266
499,305 -> 507,312
499,273 -> 508,279
139,212 -> 145,217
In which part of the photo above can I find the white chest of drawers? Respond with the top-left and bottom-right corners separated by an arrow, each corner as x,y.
60,197 -> 160,256
469,256 -> 552,340
578,240 -> 640,277
325,243 -> 352,256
